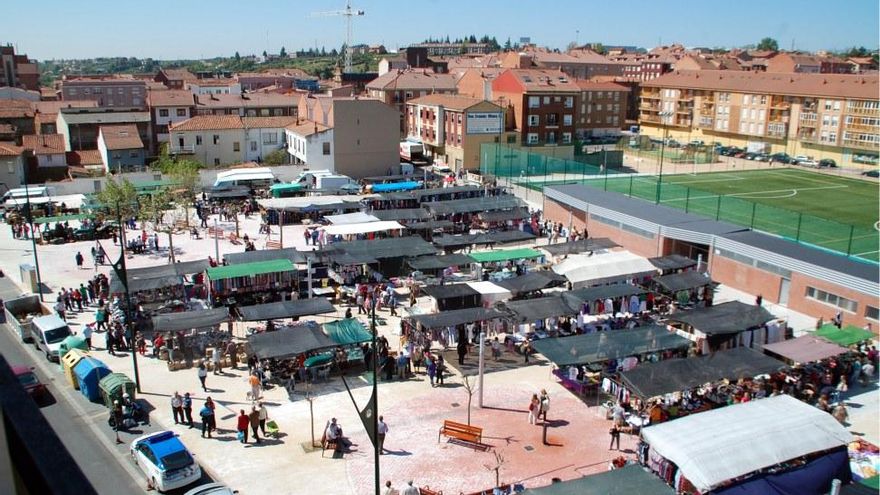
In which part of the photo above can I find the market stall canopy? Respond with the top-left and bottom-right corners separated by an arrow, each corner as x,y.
257,195 -> 376,212
109,259 -> 210,293
33,213 -> 94,224
423,283 -> 481,301
640,394 -> 852,493
652,271 -> 713,293
110,274 -> 183,294
521,465 -> 674,495
407,254 -> 475,271
247,323 -> 336,359
432,233 -> 495,248
495,272 -> 566,295
379,185 -> 490,202
152,307 -> 230,332
370,181 -> 422,192
323,318 -> 372,345
648,254 -> 697,272
269,183 -> 304,194
323,220 -> 405,236
815,324 -> 876,346
466,281 -> 512,305
565,284 -> 648,306
207,186 -> 251,199
469,248 -> 543,263
411,307 -> 505,330
668,301 -> 774,336
531,326 -> 691,367
238,299 -> 336,322
224,248 -> 309,266
206,259 -> 295,280
424,195 -> 524,215
553,250 -> 658,287
499,295 -> 579,322
322,236 -> 437,259
371,208 -> 432,221
4,193 -> 86,210
327,252 -> 379,265
763,335 -> 850,364
324,212 -> 379,225
619,347 -> 785,399
480,230 -> 536,244
404,220 -> 456,231
477,208 -> 530,223
539,238 -> 619,257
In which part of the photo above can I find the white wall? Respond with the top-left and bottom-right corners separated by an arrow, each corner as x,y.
285,128 -> 334,172
244,127 -> 286,163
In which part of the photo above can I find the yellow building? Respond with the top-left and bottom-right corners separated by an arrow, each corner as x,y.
638,70 -> 879,168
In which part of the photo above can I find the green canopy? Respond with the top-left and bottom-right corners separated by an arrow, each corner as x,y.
323,318 -> 372,345
861,475 -> 880,490
33,213 -> 94,224
469,248 -> 543,263
523,465 -> 674,495
206,259 -> 295,280
815,324 -> 875,346
270,183 -> 304,197
132,179 -> 180,191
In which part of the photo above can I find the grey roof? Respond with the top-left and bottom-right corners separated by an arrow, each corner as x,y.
224,248 -> 308,265
548,184 -> 712,226
424,195 -> 524,215
668,301 -> 774,335
652,271 -> 714,293
407,254 -> 475,271
540,238 -> 619,256
322,236 -> 437,259
721,230 -> 879,283
649,254 -> 697,272
370,208 -> 431,221
152,307 -> 230,332
238,299 -> 336,321
522,465 -> 674,495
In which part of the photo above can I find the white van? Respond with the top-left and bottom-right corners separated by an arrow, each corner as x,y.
2,186 -> 57,202
31,314 -> 72,362
213,168 -> 277,189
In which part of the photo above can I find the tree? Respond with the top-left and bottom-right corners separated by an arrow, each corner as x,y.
756,37 -> 779,51
137,189 -> 186,263
566,41 -> 578,52
461,374 -> 477,426
264,149 -> 288,165
95,177 -> 139,221
280,46 -> 287,58
262,50 -> 268,58
153,155 -> 202,227
504,38 -> 512,51
234,51 -> 241,62
483,451 -> 506,489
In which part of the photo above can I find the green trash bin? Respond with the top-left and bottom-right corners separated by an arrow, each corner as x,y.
98,373 -> 136,409
58,335 -> 88,369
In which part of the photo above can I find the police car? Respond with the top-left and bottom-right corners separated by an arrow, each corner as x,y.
130,431 -> 201,492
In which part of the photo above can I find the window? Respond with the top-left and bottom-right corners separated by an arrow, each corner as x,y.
614,92 -> 620,101
546,114 -> 559,125
613,104 -> 620,113
833,101 -> 841,111
562,132 -> 572,144
806,286 -> 858,313
822,115 -> 831,126
824,100 -> 833,111
214,158 -> 220,165
760,95 -> 767,105
613,116 -> 619,125
563,114 -> 572,126
749,123 -> 755,134
233,142 -> 240,152
133,97 -> 142,106
740,108 -> 748,119
46,155 -> 53,163
273,109 -> 283,116
213,135 -> 220,145
176,109 -> 187,117
866,305 -> 879,321
527,133 -> 539,144
831,116 -> 839,127
159,109 -> 169,117
757,124 -> 764,135
69,88 -> 77,95
744,95 -> 751,105
246,110 -> 257,117
112,152 -> 121,159
739,122 -> 747,133
322,142 -> 331,155
606,115 -> 612,124
564,97 -> 574,108
129,150 -> 139,158
262,132 -> 278,145
750,109 -> 756,119
528,115 -> 539,127
543,96 -> 550,104
196,135 -> 203,145
758,109 -> 765,121
546,132 -> 556,144
528,96 -> 540,108
94,88 -> 102,94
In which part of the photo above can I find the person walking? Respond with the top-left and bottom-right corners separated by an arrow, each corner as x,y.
435,356 -> 445,386
248,373 -> 261,401
182,393 -> 194,428
257,402 -> 268,436
82,323 -> 93,351
522,340 -> 532,364
226,341 -> 238,369
54,294 -> 66,321
377,415 -> 389,454
75,251 -> 84,269
248,406 -> 261,443
199,402 -> 214,438
528,394 -> 540,425
171,392 -> 184,424
197,363 -> 208,391
383,480 -> 399,495
609,423 -> 621,450
539,389 -> 550,423
212,346 -> 222,375
427,356 -> 436,387
237,410 -> 249,444
402,481 -> 419,495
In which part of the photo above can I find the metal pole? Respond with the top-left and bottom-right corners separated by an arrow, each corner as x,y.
370,303 -> 379,495
478,330 -> 485,408
21,166 -> 44,301
278,209 -> 283,248
655,123 -> 667,204
685,188 -> 690,213
750,202 -> 757,228
846,225 -> 855,255
795,213 -> 803,241
116,203 -> 141,393
213,217 -> 219,262
306,257 -> 313,299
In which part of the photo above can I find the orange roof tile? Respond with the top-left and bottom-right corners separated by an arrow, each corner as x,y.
642,70 -> 879,99
0,141 -> 23,156
241,116 -> 299,128
0,100 -> 34,118
99,124 -> 144,150
170,115 -> 243,131
503,69 -> 581,92
407,94 -> 497,111
22,134 -> 65,154
284,120 -> 332,136
573,80 -> 632,92
366,69 -> 459,91
147,89 -> 196,107
67,149 -> 103,165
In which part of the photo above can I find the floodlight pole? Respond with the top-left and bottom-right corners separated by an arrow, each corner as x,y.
21,166 -> 44,301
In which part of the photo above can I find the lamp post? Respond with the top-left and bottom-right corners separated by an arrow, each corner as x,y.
21,166 -> 45,301
655,111 -> 674,204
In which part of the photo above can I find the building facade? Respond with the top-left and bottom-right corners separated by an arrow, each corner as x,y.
491,69 -> 579,147
56,107 -> 152,152
97,124 -> 146,173
365,69 -> 459,134
169,115 -> 296,166
194,93 -> 300,118
575,80 -> 629,138
405,94 -> 504,172
284,121 -> 334,170
148,90 -> 196,150
0,143 -> 24,186
0,45 -> 40,91
638,70 -> 880,168
60,77 -> 147,108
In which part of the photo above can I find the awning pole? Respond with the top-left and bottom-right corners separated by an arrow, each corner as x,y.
478,330 -> 485,408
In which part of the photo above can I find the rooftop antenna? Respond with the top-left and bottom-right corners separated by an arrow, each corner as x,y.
311,0 -> 365,73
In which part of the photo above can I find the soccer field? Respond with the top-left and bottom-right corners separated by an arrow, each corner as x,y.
535,168 -> 880,261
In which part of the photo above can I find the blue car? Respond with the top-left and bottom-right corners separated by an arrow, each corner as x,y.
130,431 -> 201,493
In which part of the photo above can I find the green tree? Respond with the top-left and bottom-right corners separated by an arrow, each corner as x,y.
262,50 -> 268,58
235,51 -> 241,62
756,37 -> 779,51
504,37 -> 512,51
154,156 -> 201,227
280,46 -> 287,58
264,149 -> 288,165
96,177 -> 139,221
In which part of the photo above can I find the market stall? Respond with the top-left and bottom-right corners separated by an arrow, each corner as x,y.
565,284 -> 650,315
322,318 -> 372,346
246,322 -> 337,360
667,301 -> 780,353
649,271 -> 714,297
238,299 -> 336,322
521,464 -> 674,495
815,324 -> 876,347
423,195 -> 525,216
152,307 -> 231,332
324,212 -> 380,225
552,250 -> 658,289
370,208 -> 432,222
369,181 -> 422,193
323,220 -> 405,237
499,295 -> 580,325
531,326 -> 692,368
648,254 -> 697,274
406,253 -> 475,277
224,248 -> 309,266
320,236 -> 437,278
466,281 -> 512,308
410,307 -> 505,331
470,248 -> 544,264
206,259 -> 297,306
638,394 -> 852,494
539,237 -> 619,258
109,258 -> 210,303
495,271 -> 567,297
762,335 -> 850,365
423,283 -> 481,311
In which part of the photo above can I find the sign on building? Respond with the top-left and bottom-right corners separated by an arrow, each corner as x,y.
466,112 -> 503,134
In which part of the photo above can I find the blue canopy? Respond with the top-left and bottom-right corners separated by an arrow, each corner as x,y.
371,181 -> 422,193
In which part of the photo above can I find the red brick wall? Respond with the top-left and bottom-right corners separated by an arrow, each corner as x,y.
788,273 -> 876,329
544,199 -> 659,257
709,255 -> 783,303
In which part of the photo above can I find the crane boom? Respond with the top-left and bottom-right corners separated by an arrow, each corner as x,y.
310,1 -> 364,73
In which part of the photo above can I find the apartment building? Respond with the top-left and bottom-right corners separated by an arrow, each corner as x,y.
22,134 -> 66,168
285,97 -> 399,178
188,79 -> 242,96
236,70 -> 319,92
60,76 -> 147,108
455,68 -> 506,101
0,99 -> 35,138
194,93 -> 299,118
56,107 -> 152,152
365,69 -> 459,134
405,94 -> 505,172
502,49 -> 625,80
0,142 -> 24,186
31,100 -> 97,135
169,115 -> 297,166
766,53 -> 852,74
147,90 -> 196,149
154,68 -> 198,89
97,124 -> 146,173
0,45 -> 40,91
639,70 -> 880,168
408,42 -> 491,56
491,69 -> 579,147
575,80 -> 629,138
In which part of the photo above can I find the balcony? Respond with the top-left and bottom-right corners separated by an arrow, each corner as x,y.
846,105 -> 880,117
843,121 -> 880,132
799,113 -> 818,127
767,123 -> 788,138
640,114 -> 661,124
641,92 -> 661,100
170,145 -> 195,154
842,138 -> 880,150
640,102 -> 660,111
798,132 -> 818,144
699,117 -> 714,127
770,100 -> 791,110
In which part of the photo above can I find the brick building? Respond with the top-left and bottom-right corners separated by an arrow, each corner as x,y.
0,45 -> 40,91
60,76 -> 147,109
491,69 -> 579,146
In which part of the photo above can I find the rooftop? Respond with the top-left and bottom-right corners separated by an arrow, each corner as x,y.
195,92 -> 298,109
284,120 -> 332,136
642,70 -> 879,99
406,93 -> 495,110
22,134 -> 65,154
147,89 -> 196,107
99,124 -> 144,150
0,100 -> 34,119
500,68 -> 581,92
0,142 -> 23,156
365,69 -> 459,91
169,115 -> 243,131
241,116 -> 299,128
573,79 -> 631,92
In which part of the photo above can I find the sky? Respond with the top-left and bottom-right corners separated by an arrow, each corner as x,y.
4,0 -> 878,60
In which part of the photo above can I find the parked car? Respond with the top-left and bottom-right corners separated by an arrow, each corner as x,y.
733,150 -> 749,158
743,152 -> 759,160
131,431 -> 201,493
184,483 -> 237,495
12,365 -> 47,400
754,153 -> 771,162
818,158 -> 837,168
770,153 -> 793,164
715,146 -> 730,155
431,163 -> 452,175
861,169 -> 879,178
793,155 -> 818,167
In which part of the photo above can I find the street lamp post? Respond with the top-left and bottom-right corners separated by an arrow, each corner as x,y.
655,111 -> 674,204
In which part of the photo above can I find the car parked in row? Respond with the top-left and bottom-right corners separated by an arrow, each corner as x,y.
793,155 -> 818,167
861,169 -> 879,178
818,158 -> 837,168
131,431 -> 201,493
770,153 -> 794,164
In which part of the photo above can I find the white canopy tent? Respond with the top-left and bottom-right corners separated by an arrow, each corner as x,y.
257,195 -> 377,211
552,250 -> 658,287
323,221 -> 405,236
4,194 -> 87,210
324,212 -> 380,225
640,395 -> 852,493
466,281 -> 512,307
214,167 -> 275,186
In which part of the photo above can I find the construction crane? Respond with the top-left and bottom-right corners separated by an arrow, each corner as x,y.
311,1 -> 365,74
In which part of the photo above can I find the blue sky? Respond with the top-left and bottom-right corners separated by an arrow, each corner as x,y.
5,0 -> 878,60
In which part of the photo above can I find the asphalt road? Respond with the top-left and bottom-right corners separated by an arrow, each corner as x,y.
0,279 -> 213,494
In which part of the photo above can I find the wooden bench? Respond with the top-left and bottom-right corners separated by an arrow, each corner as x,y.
320,432 -> 337,457
419,487 -> 443,495
228,232 -> 241,244
265,240 -> 282,249
438,420 -> 482,446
